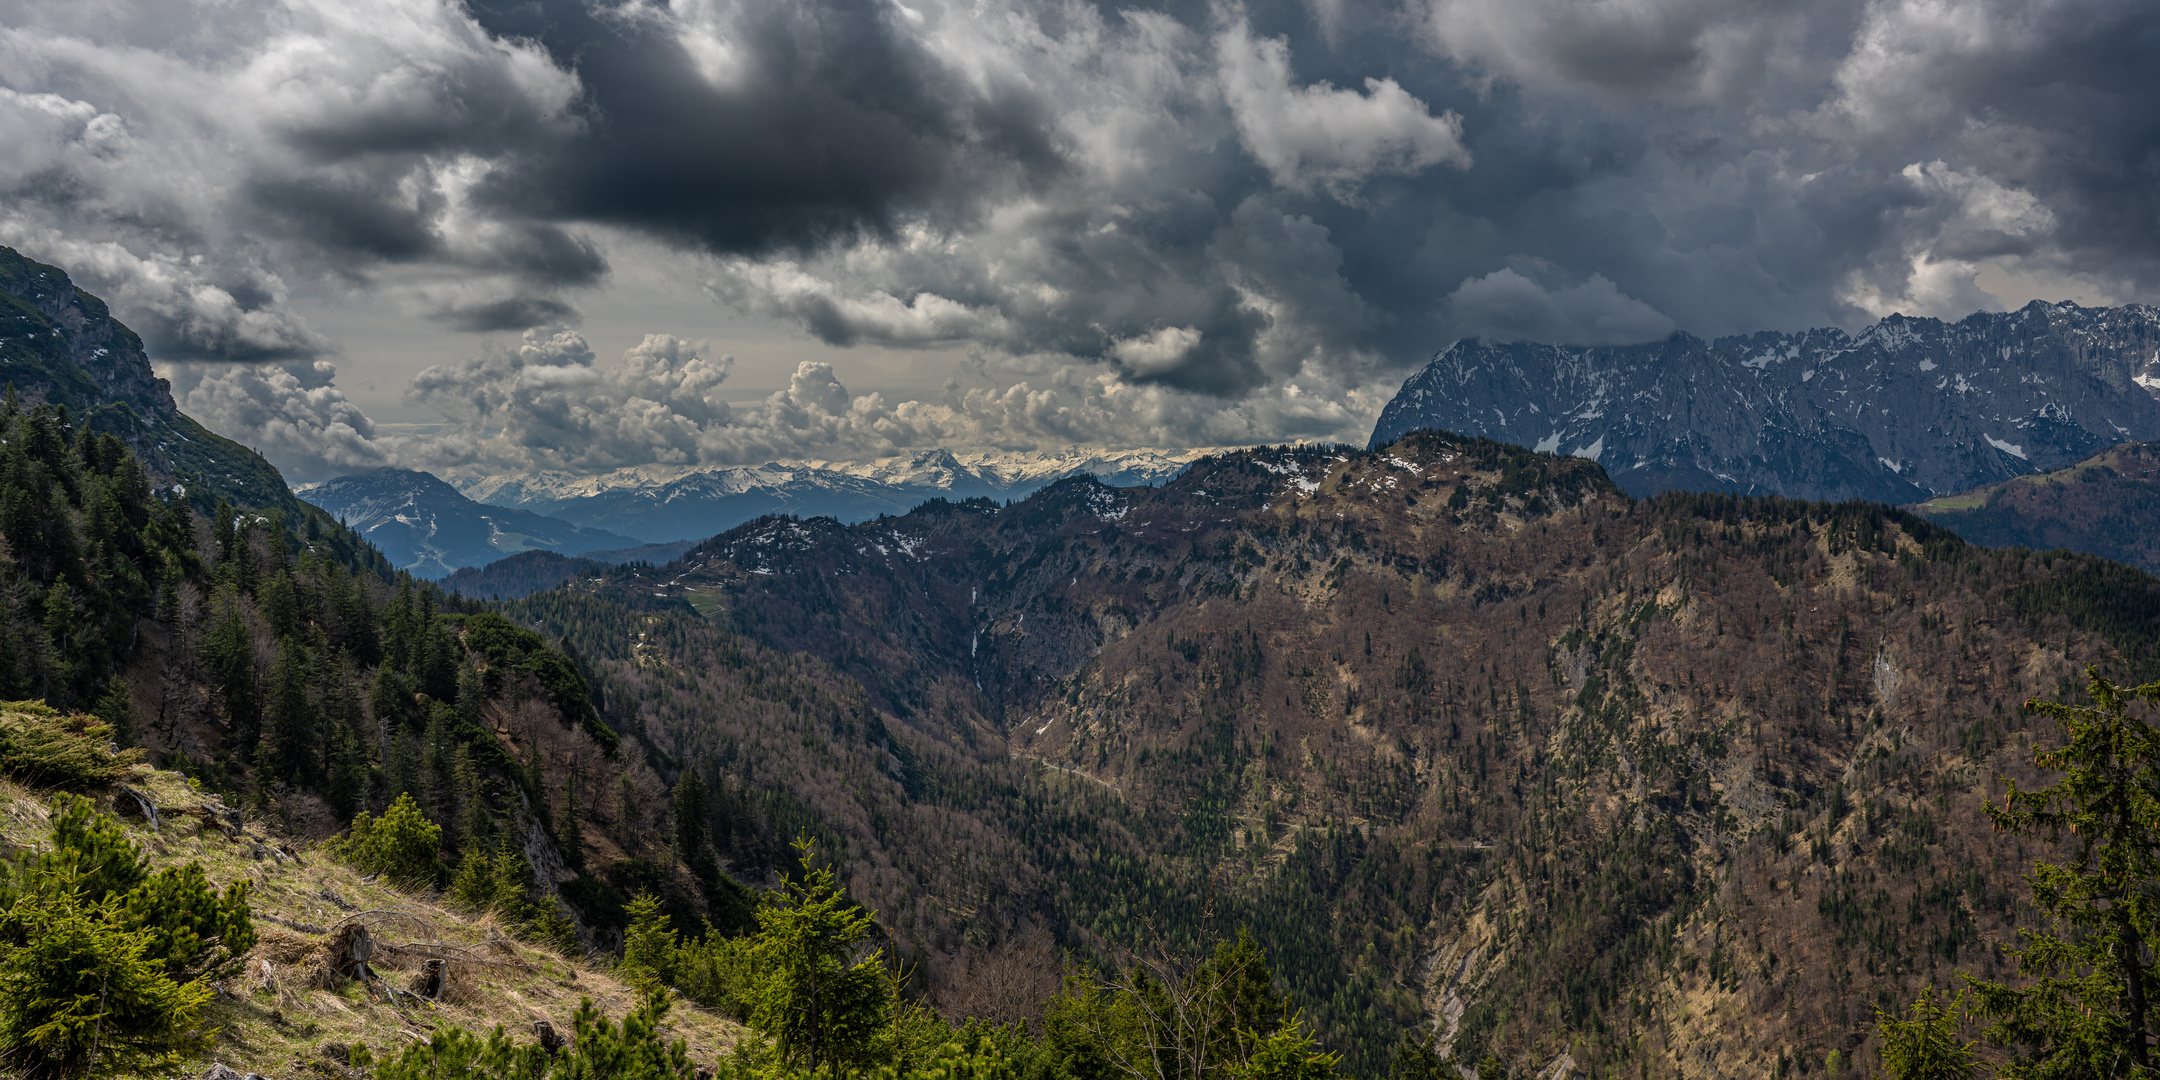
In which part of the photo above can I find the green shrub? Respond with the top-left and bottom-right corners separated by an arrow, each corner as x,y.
117,862 -> 254,981
334,793 -> 443,889
675,925 -> 757,1020
372,997 -> 696,1080
619,892 -> 680,1002
0,702 -> 143,789
448,840 -> 577,954
40,793 -> 147,903
0,887 -> 213,1079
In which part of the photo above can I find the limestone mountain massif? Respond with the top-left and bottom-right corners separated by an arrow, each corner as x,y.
1370,302 -> 2160,503
0,245 -> 380,561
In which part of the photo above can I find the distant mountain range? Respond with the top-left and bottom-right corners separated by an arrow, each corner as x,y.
1911,440 -> 2160,574
297,469 -> 641,579
1371,301 -> 2160,502
446,447 -> 1215,543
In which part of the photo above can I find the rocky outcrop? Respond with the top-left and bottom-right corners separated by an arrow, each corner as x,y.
1371,301 -> 2160,502
0,245 -> 302,513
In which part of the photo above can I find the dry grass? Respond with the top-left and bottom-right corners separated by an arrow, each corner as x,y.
0,765 -> 748,1077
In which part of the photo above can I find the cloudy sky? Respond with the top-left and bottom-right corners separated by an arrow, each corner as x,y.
2,0 -> 2153,480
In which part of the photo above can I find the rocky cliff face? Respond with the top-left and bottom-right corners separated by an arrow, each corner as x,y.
0,245 -> 301,513
1370,301 -> 2160,502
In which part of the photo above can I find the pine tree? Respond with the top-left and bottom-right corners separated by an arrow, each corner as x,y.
200,585 -> 259,751
1876,987 -> 1977,1080
422,702 -> 454,825
561,767 -> 585,873
1964,667 -> 2160,1073
746,837 -> 893,1074
620,893 -> 681,1002
618,773 -> 643,853
261,636 -> 315,786
259,570 -> 299,639
673,770 -> 710,878
369,665 -> 412,733
335,793 -> 443,889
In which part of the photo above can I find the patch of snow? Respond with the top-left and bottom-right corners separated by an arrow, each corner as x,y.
1879,458 -> 1902,473
1532,432 -> 1563,454
1919,359 -> 1938,372
1570,436 -> 1604,461
1985,434 -> 2027,460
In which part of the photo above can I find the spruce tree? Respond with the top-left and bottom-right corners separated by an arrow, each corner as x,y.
199,586 -> 259,752
1961,668 -> 2160,1073
673,770 -> 710,878
746,837 -> 892,1074
562,770 -> 585,873
261,636 -> 315,786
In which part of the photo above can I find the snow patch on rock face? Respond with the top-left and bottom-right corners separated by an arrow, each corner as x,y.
1985,434 -> 2027,460
1570,436 -> 1604,461
1369,304 -> 2160,502
443,446 -> 1223,543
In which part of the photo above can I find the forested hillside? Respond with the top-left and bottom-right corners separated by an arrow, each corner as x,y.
573,430 -> 2160,1077
8,241 -> 2159,1078
1913,440 -> 2160,574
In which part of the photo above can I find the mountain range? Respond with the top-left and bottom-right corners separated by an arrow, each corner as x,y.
11,236 -> 2160,1076
448,447 -> 1215,543
296,468 -> 644,579
545,428 -> 2160,1075
1369,301 -> 2160,503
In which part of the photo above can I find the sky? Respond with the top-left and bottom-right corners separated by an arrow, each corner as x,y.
1,0 -> 2154,481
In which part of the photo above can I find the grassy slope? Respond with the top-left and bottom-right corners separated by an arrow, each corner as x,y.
1911,441 -> 2160,573
0,765 -> 745,1077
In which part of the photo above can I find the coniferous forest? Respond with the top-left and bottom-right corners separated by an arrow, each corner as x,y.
2,243 -> 2160,1076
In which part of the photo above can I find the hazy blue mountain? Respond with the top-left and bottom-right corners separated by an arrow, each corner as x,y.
1371,301 -> 2160,501
298,469 -> 638,579
453,447 -> 1211,543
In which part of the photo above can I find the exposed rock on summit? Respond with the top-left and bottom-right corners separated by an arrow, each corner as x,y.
1371,301 -> 2160,502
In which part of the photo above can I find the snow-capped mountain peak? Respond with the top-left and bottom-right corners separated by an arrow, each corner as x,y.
439,447 -> 1227,544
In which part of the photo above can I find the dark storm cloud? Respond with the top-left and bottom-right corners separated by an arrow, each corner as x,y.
461,0 -> 1066,256
439,296 -> 582,332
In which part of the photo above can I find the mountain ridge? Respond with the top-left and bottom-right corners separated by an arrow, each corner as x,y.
1370,300 -> 2160,503
449,446 -> 1219,542
0,244 -> 384,570
1911,439 -> 2160,573
297,467 -> 640,579
536,429 -> 2156,1074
